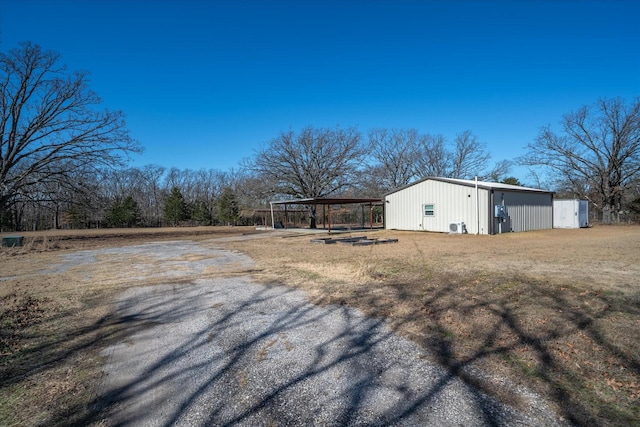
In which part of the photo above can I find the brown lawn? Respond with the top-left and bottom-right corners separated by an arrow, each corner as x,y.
1,225 -> 638,426
225,225 -> 640,426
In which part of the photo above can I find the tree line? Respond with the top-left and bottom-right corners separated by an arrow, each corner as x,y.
0,165 -> 250,231
2,42 -> 639,231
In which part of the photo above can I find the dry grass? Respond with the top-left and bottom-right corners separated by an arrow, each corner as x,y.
0,225 -> 638,426
225,225 -> 640,427
0,226 -> 258,426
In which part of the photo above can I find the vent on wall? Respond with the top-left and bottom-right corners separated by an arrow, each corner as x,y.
449,222 -> 466,234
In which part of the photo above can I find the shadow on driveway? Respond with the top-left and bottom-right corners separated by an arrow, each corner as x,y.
87,243 -> 562,426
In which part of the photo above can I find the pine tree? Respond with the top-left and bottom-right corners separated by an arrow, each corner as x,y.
107,196 -> 141,227
192,200 -> 212,225
217,187 -> 239,226
164,187 -> 187,226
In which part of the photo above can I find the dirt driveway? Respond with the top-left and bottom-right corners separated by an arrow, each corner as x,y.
70,237 -> 567,426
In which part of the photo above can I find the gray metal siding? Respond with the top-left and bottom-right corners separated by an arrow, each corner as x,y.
495,191 -> 553,233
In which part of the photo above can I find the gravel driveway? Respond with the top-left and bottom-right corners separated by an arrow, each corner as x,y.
92,237 -> 564,426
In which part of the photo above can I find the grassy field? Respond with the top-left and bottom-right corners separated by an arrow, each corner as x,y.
1,225 -> 639,426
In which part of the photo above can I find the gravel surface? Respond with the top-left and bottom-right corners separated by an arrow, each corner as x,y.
93,239 -> 565,426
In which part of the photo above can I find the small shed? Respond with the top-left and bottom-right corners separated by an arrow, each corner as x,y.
384,177 -> 554,235
553,199 -> 589,228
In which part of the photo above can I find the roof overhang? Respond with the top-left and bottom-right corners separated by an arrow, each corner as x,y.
384,176 -> 554,197
270,197 -> 383,206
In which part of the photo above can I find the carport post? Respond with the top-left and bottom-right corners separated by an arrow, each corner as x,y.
327,204 -> 331,233
322,204 -> 325,229
270,202 -> 274,229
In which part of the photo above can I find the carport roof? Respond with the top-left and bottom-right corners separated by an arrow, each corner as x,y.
270,197 -> 383,206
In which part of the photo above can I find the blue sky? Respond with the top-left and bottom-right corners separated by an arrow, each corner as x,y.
1,0 -> 639,182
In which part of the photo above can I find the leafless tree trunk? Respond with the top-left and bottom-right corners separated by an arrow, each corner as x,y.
0,42 -> 141,217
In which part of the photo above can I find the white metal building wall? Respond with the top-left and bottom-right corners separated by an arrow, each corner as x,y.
384,183 -> 422,231
385,180 -> 490,234
553,199 -> 579,228
553,199 -> 589,228
476,188 -> 490,234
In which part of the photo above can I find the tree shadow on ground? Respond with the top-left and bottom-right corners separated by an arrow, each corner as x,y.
3,252 -> 637,426
339,274 -> 640,427
56,277 -> 556,427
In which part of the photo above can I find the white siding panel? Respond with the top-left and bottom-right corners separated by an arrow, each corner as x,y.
385,179 -> 491,234
476,189 -> 490,235
553,199 -> 589,228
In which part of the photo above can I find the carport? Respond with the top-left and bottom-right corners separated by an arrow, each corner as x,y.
269,197 -> 383,232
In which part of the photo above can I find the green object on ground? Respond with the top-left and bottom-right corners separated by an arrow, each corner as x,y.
2,236 -> 24,247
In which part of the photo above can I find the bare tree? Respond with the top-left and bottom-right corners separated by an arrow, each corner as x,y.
192,168 -> 229,225
368,128 -> 419,191
449,130 -> 492,179
481,159 -> 513,182
413,133 -> 449,178
135,165 -> 166,226
101,165 -> 167,227
352,165 -> 388,198
244,126 -> 364,228
519,98 -> 640,223
413,130 -> 491,180
0,42 -> 141,216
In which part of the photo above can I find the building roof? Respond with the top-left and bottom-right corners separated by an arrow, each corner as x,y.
385,177 -> 554,197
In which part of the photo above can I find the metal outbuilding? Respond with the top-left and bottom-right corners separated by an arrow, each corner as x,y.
553,199 -> 589,228
384,177 -> 554,235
